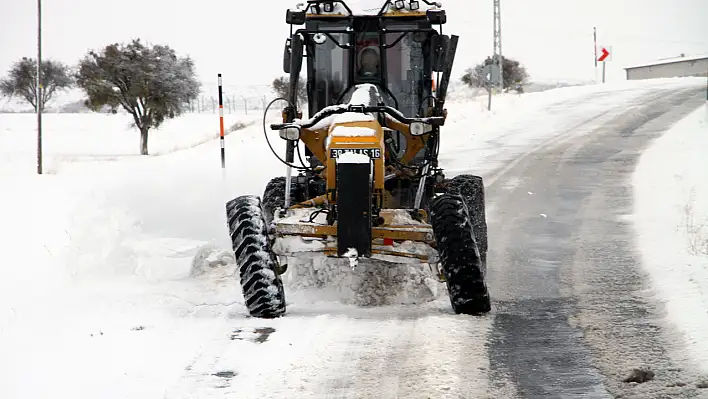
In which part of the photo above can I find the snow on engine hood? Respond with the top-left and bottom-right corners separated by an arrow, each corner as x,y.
292,84 -> 381,130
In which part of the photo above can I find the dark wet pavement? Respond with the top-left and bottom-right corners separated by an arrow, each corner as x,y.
484,87 -> 707,398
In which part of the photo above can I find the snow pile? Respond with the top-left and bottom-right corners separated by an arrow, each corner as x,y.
273,207 -> 442,306
633,103 -> 708,373
0,173 -> 244,398
0,175 -> 83,329
284,255 -> 444,306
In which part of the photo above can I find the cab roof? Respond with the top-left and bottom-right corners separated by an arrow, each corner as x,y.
292,0 -> 443,18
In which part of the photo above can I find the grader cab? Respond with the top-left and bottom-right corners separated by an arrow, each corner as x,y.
226,0 -> 491,318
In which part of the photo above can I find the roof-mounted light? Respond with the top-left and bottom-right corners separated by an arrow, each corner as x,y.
323,1 -> 334,12
394,0 -> 405,10
409,1 -> 420,11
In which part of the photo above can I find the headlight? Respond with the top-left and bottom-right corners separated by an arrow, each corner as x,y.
313,33 -> 327,44
409,121 -> 427,136
279,126 -> 301,140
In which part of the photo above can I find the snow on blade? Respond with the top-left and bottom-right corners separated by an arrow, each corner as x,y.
633,103 -> 708,373
343,247 -> 359,268
283,254 -> 444,307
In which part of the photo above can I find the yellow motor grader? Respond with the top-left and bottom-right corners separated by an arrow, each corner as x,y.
226,0 -> 491,318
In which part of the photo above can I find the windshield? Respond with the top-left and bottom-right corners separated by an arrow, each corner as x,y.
385,31 -> 430,117
308,31 -> 351,116
305,22 -> 432,118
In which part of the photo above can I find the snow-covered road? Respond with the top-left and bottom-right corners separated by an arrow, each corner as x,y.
1,78 -> 707,398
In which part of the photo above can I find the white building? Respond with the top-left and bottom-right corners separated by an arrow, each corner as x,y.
624,54 -> 708,80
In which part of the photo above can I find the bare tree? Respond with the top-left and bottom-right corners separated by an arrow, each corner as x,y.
272,75 -> 307,106
0,57 -> 73,111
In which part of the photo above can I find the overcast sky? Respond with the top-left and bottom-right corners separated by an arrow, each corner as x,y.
1,0 -> 706,88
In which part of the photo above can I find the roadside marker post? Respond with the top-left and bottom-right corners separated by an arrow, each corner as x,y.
218,74 -> 226,169
597,46 -> 612,83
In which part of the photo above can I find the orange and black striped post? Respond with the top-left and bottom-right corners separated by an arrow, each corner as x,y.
218,73 -> 226,168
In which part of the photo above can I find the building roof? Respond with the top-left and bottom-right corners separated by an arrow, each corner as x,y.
624,54 -> 708,70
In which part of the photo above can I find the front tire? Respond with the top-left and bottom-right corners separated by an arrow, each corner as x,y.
430,193 -> 491,315
226,195 -> 286,318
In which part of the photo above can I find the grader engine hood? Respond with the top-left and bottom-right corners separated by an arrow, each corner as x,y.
324,84 -> 386,193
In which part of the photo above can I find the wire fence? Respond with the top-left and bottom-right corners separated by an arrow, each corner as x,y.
186,83 -> 289,115
184,94 -> 275,115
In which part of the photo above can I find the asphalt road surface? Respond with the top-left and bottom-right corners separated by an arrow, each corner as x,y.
485,86 -> 707,398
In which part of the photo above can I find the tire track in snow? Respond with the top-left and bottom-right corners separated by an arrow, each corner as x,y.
325,302 -> 494,398
161,302 -> 493,399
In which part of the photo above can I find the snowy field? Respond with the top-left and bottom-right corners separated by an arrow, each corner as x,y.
0,77 -> 706,398
633,103 -> 708,373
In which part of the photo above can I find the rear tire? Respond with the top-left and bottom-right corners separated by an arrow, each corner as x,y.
262,176 -> 300,226
430,193 -> 491,315
446,175 -> 488,268
226,195 -> 286,318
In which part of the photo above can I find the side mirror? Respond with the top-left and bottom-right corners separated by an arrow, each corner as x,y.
286,33 -> 305,108
286,9 -> 306,25
290,33 -> 304,77
426,9 -> 447,25
431,35 -> 449,72
283,39 -> 292,74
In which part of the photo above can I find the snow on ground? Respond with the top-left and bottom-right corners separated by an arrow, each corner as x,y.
0,77 -> 706,398
633,102 -> 708,373
0,111 -> 264,175
441,77 -> 707,182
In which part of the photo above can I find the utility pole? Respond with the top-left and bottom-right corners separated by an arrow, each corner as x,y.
36,0 -> 43,174
493,0 -> 503,93
594,27 -> 598,83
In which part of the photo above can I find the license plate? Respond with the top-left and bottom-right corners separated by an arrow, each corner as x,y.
329,148 -> 381,159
